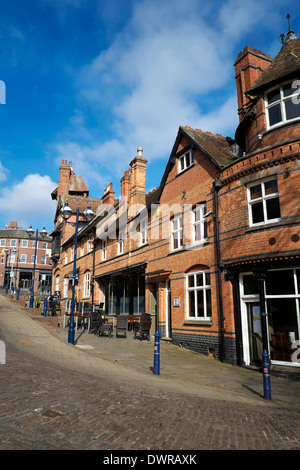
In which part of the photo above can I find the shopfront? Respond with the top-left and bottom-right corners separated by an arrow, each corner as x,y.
96,263 -> 146,316
239,267 -> 300,367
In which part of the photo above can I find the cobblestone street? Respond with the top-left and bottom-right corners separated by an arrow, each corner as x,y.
1,337 -> 299,452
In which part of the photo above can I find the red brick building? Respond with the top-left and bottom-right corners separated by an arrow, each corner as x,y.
51,28 -> 300,370
0,221 -> 52,292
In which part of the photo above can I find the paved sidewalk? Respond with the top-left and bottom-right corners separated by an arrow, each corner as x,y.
0,294 -> 299,410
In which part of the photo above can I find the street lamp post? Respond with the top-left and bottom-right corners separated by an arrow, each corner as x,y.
26,225 -> 48,308
61,202 -> 94,345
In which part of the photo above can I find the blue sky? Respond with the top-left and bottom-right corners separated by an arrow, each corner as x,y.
0,0 -> 299,233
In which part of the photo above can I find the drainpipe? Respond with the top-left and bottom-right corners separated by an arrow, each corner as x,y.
213,179 -> 225,363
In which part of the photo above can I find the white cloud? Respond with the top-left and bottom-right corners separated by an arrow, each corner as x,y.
0,161 -> 9,183
0,174 -> 56,229
49,0 -> 286,190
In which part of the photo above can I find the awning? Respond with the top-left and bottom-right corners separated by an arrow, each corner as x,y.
94,262 -> 147,280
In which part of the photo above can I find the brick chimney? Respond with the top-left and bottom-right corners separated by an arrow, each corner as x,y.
102,182 -> 115,205
234,46 -> 272,121
57,160 -> 72,198
120,170 -> 130,204
129,147 -> 147,208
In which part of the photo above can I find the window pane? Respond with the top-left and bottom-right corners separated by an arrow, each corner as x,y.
189,291 -> 195,317
197,290 -> 204,317
282,83 -> 294,97
268,103 -> 282,126
196,273 -> 203,286
250,184 -> 262,200
243,275 -> 259,295
267,88 -> 280,104
265,270 -> 295,295
188,275 -> 194,288
264,179 -> 278,195
206,290 -> 212,317
251,202 -> 264,224
285,99 -> 300,120
195,223 -> 201,241
266,197 -> 281,220
205,272 -> 211,286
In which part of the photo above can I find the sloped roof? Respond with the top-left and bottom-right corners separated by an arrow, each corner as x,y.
182,126 -> 236,168
0,229 -> 51,242
247,34 -> 300,96
155,126 -> 236,203
69,174 -> 89,194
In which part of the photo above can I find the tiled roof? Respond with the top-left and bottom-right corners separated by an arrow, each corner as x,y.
181,126 -> 237,167
0,229 -> 51,241
247,35 -> 300,96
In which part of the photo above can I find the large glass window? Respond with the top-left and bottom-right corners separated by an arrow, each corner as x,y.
265,81 -> 300,128
241,269 -> 300,365
186,270 -> 212,320
247,177 -> 281,226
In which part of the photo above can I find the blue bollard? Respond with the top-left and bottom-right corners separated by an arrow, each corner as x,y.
16,288 -> 20,300
262,350 -> 271,400
43,297 -> 47,317
153,331 -> 160,375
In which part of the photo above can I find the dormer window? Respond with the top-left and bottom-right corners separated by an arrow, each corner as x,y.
178,150 -> 194,173
265,81 -> 300,129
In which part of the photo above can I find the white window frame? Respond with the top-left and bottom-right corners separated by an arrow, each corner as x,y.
31,254 -> 37,264
20,254 -> 27,263
118,231 -> 124,255
41,256 -> 46,265
22,240 -> 28,247
10,239 -> 17,247
140,217 -> 148,246
186,270 -> 212,320
84,272 -> 91,298
102,238 -> 107,261
55,275 -> 60,292
42,241 -> 47,249
0,239 -> 5,247
193,204 -> 207,244
87,235 -> 93,253
247,177 -> 281,227
178,150 -> 194,173
171,214 -> 183,250
265,80 -> 300,130
63,278 -> 69,298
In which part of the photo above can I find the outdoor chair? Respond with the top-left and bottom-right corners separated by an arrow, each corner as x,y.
133,313 -> 152,341
89,311 -> 101,335
116,315 -> 128,338
97,314 -> 113,338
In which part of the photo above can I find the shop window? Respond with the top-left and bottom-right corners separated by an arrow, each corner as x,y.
186,270 -> 212,320
247,177 -> 281,226
265,81 -> 300,129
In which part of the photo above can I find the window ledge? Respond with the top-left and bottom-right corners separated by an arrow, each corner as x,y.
183,319 -> 214,326
246,216 -> 300,232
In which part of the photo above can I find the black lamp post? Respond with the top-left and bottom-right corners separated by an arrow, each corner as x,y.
61,202 -> 94,344
26,225 -> 48,308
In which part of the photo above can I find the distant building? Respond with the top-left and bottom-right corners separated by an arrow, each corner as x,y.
0,221 -> 52,292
